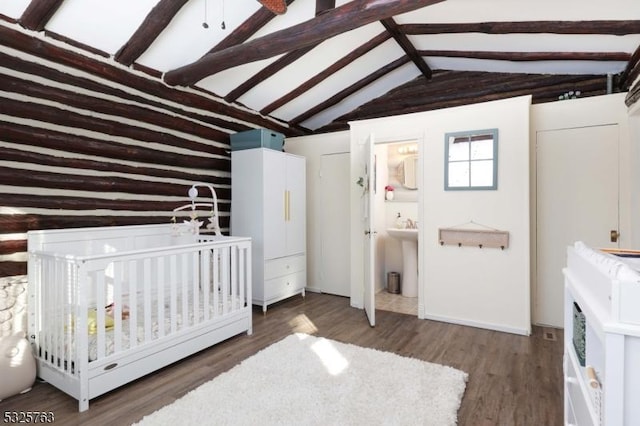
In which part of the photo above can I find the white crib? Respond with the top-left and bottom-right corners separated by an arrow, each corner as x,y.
27,223 -> 252,412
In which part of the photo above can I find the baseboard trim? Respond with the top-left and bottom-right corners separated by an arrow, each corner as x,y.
422,312 -> 531,336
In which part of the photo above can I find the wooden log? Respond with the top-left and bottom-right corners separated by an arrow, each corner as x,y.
261,31 -> 392,114
0,24 -> 302,137
0,51 -> 251,134
1,72 -> 232,147
0,262 -> 26,278
115,0 -> 189,66
0,123 -> 231,172
225,44 -> 318,103
0,167 -> 227,198
0,214 -> 230,234
0,192 -> 231,213
381,18 -> 432,79
18,0 -> 64,31
0,146 -> 231,185
0,240 -> 26,256
417,50 -> 630,62
164,0 -> 445,86
291,56 -> 410,124
401,20 -> 640,36
210,0 -> 297,52
0,97 -> 228,157
620,44 -> 640,89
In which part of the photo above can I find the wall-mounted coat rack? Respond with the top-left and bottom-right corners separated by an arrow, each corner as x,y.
438,221 -> 509,249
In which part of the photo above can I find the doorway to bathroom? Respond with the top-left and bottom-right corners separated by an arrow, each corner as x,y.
373,140 -> 420,317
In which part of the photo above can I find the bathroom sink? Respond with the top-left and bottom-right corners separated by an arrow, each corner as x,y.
386,228 -> 418,298
386,228 -> 418,241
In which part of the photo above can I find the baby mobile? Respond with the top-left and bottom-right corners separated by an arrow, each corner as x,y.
171,183 -> 222,236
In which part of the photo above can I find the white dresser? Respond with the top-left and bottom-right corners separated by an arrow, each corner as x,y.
563,242 -> 640,425
231,147 -> 306,312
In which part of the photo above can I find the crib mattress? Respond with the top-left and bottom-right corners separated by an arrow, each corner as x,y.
47,296 -> 244,362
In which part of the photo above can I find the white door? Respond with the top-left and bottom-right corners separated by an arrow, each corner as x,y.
363,134 -> 376,327
536,125 -> 619,327
320,153 -> 350,297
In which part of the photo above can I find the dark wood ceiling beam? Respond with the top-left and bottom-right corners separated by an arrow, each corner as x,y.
291,56 -> 410,125
340,73 -> 601,119
261,31 -> 392,115
316,0 -> 336,16
164,0 -> 445,86
19,0 -> 64,31
626,78 -> 640,107
381,17 -> 432,79
402,20 -> 640,35
315,74 -> 608,133
115,0 -> 189,66
417,50 -> 630,61
619,43 -> 640,89
225,44 -> 318,103
211,0 -> 297,52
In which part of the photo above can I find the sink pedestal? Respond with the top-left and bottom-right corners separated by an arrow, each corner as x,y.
400,240 -> 418,297
386,228 -> 418,298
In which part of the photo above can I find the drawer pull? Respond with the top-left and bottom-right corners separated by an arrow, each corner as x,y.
586,366 -> 600,389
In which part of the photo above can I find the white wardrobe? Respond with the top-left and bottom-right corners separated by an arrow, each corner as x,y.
231,147 -> 306,312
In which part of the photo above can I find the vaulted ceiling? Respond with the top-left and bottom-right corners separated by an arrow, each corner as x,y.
1,0 -> 639,136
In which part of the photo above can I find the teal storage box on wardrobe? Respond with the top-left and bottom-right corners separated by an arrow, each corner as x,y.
230,129 -> 284,151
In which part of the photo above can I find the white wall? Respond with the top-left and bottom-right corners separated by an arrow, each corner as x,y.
284,131 -> 350,294
351,96 -> 532,335
530,93 -> 634,325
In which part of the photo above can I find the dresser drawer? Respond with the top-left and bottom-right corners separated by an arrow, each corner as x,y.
264,254 -> 305,280
565,350 -> 597,426
264,271 -> 306,301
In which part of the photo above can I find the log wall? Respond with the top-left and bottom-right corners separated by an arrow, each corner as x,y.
0,22 -> 282,278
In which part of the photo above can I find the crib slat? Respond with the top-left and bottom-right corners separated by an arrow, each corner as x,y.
128,261 -> 138,350
157,256 -> 165,338
231,246 -> 238,311
113,264 -> 123,354
181,253 -> 188,329
212,248 -> 219,317
192,250 -> 199,325
96,271 -> 106,360
202,249 -> 211,322
222,246 -> 229,314
239,246 -> 245,307
170,254 -> 178,333
143,258 -> 152,342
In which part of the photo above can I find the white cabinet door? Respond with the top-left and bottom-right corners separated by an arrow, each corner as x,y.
263,149 -> 287,260
286,154 -> 306,256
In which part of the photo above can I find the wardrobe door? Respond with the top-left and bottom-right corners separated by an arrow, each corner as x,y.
263,149 -> 287,260
285,154 -> 306,256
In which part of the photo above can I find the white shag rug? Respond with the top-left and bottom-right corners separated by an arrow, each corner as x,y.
135,333 -> 468,426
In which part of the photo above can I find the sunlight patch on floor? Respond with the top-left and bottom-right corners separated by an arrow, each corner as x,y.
288,314 -> 318,334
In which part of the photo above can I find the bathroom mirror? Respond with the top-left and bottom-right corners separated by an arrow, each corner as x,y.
397,155 -> 418,189
444,128 -> 498,190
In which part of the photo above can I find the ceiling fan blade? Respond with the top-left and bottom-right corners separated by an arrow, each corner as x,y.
258,0 -> 287,14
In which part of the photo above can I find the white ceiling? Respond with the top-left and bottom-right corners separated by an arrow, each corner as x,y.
1,0 -> 639,131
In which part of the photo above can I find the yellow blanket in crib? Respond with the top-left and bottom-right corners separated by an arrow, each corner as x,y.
87,309 -> 115,335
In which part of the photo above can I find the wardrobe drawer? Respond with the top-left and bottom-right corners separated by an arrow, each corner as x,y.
264,271 -> 306,300
264,254 -> 305,280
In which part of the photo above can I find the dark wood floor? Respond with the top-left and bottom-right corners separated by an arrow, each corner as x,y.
0,293 -> 563,425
